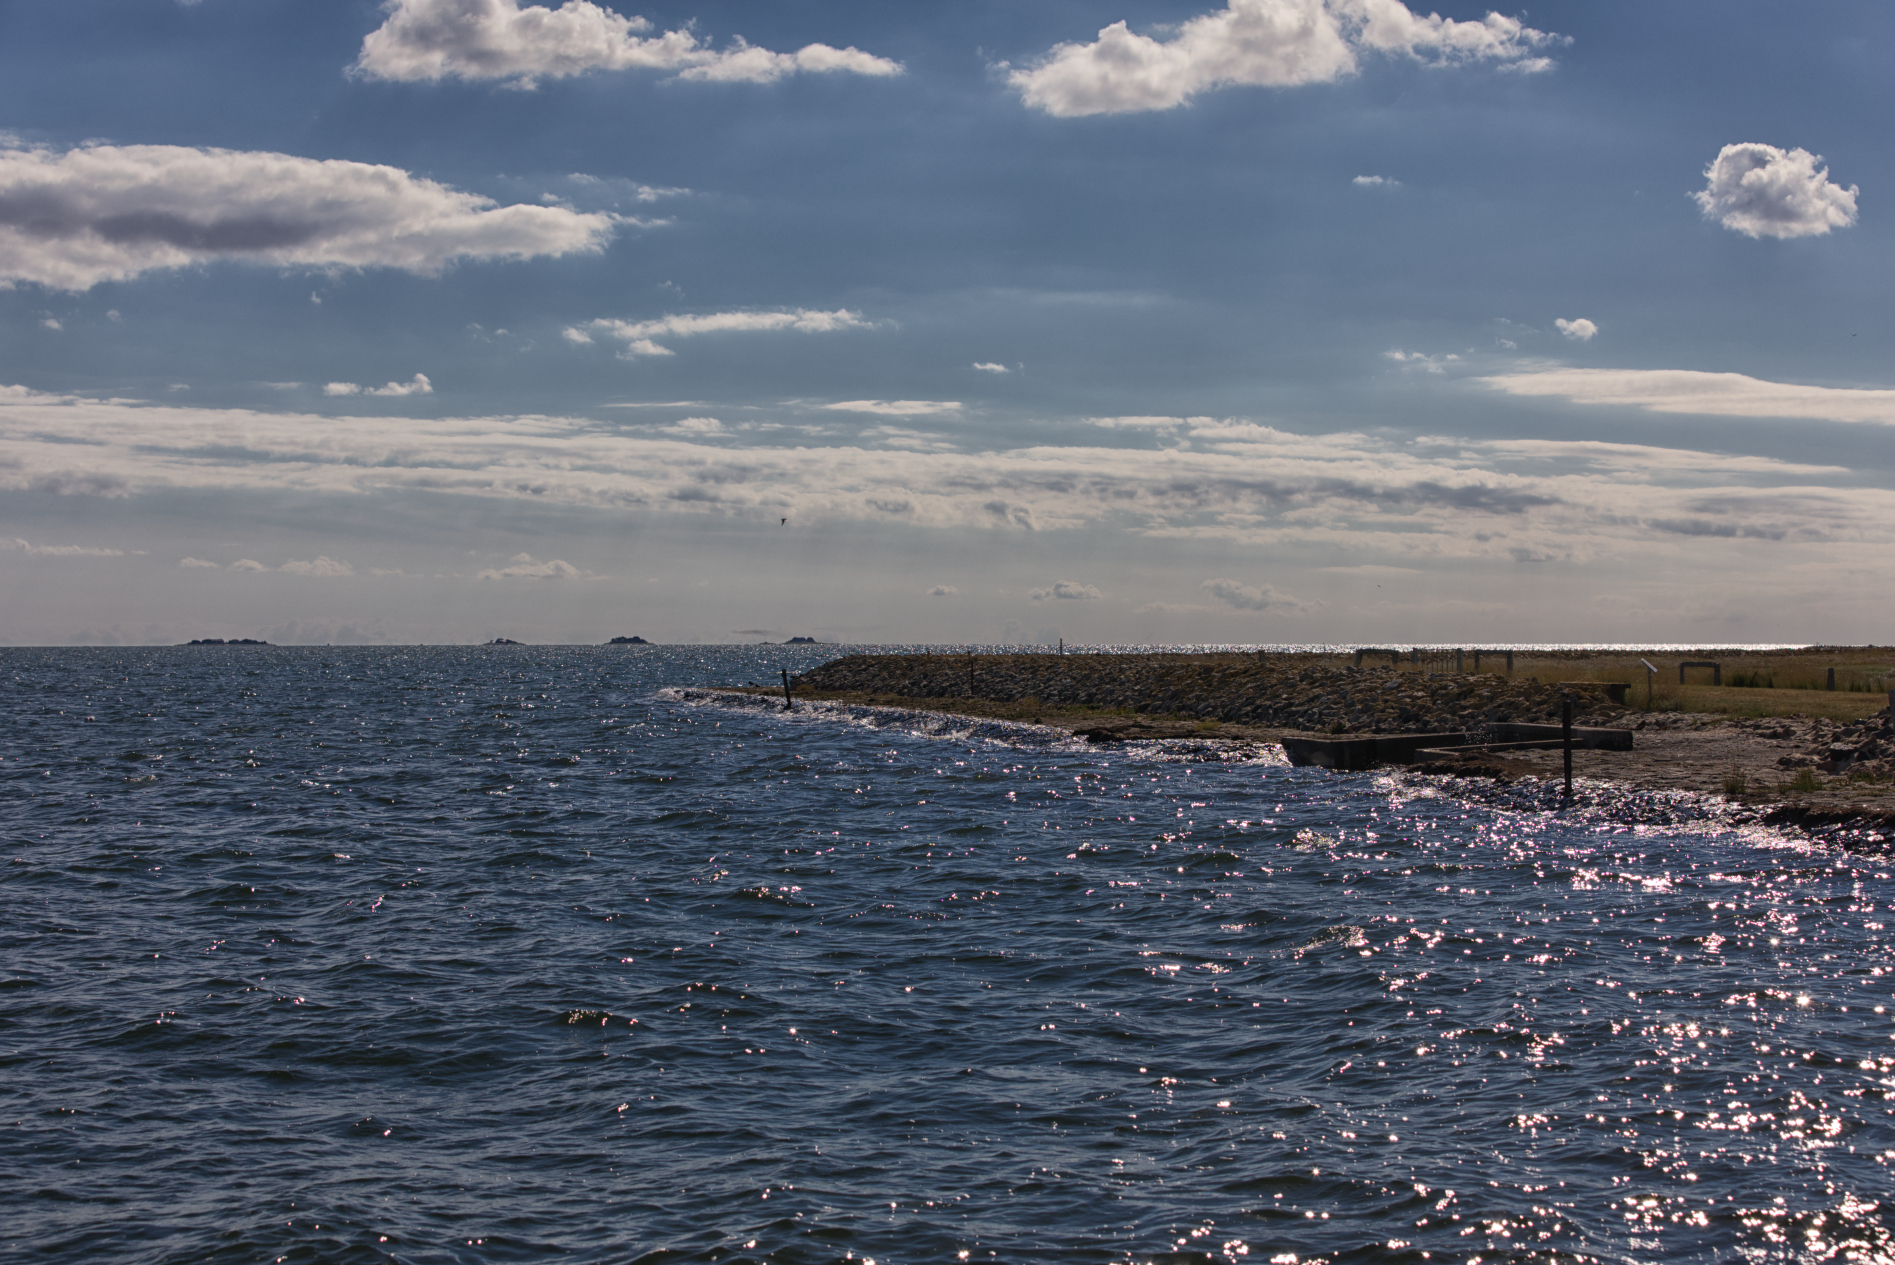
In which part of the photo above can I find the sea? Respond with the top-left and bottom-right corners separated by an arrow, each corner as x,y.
3,643 -> 1891,1265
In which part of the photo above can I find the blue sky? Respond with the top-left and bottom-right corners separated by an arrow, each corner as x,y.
1,0 -> 1891,645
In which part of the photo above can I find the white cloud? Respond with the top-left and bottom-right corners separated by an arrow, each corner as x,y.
279,556 -> 354,576
822,399 -> 962,416
1482,367 -> 1895,426
1202,576 -> 1310,612
928,584 -> 958,596
661,416 -> 725,435
39,316 -> 61,330
229,558 -> 268,572
573,308 -> 869,358
7,387 -> 1895,572
1011,0 -> 1559,117
354,0 -> 902,87
0,142 -> 615,291
1554,317 -> 1597,341
972,362 -> 1010,374
1085,415 -> 1194,429
3,536 -> 123,557
1385,348 -> 1459,373
1029,581 -> 1102,601
324,374 -> 433,397
178,556 -> 220,568
1352,174 -> 1397,187
1693,143 -> 1858,240
478,553 -> 581,579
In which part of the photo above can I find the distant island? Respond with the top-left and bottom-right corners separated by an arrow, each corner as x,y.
608,636 -> 649,645
785,636 -> 818,644
184,638 -> 270,646
485,638 -> 522,646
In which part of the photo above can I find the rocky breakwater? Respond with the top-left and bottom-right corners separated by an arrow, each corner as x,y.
791,653 -> 1622,738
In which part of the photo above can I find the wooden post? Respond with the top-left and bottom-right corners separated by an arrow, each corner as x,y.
1455,648 -> 1463,674
1561,696 -> 1573,799
1828,667 -> 1836,691
968,653 -> 974,697
1506,650 -> 1514,673
781,668 -> 794,712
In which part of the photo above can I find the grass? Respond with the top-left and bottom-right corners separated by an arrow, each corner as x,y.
1789,767 -> 1822,793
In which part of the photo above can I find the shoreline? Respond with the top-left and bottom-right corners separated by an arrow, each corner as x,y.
704,679 -> 1895,848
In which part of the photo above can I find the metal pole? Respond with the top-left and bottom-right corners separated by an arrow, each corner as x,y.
1640,658 -> 1656,711
1561,696 -> 1573,799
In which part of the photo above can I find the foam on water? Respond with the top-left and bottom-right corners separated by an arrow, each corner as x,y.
2,645 -> 1891,1264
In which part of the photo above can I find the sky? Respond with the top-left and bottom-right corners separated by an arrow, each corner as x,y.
1,0 -> 1892,646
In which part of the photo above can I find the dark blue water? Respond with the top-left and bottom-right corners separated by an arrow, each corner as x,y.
4,646 -> 1892,1265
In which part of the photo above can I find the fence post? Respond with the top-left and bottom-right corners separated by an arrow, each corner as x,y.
1828,667 -> 1836,691
1506,650 -> 1514,674
1562,696 -> 1573,799
1455,648 -> 1463,674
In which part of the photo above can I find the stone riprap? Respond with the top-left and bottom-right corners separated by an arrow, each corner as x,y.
791,653 -> 1621,734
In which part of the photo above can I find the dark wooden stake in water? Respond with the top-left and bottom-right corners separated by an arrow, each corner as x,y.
1561,696 -> 1574,799
781,668 -> 794,712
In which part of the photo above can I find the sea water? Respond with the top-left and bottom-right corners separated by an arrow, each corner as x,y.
2,644 -> 1891,1264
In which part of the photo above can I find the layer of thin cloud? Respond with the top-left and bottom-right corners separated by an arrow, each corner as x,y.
230,559 -> 269,572
280,556 -> 353,576
178,556 -> 220,568
325,374 -> 435,397
1011,0 -> 1559,117
1694,143 -> 1858,240
1484,367 -> 1895,426
0,143 -> 616,291
572,308 -> 869,358
355,0 -> 901,87
823,400 -> 962,416
928,585 -> 958,596
1352,174 -> 1397,187
1,389 -> 1890,568
478,553 -> 581,579
3,536 -> 123,557
1030,581 -> 1102,601
972,362 -> 1010,374
1202,577 -> 1311,612
1554,317 -> 1596,341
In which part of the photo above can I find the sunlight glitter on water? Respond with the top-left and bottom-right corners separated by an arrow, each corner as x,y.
1,644 -> 1890,1263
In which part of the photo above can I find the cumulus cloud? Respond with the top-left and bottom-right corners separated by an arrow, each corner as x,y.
572,308 -> 869,357
1011,0 -> 1559,117
1483,367 -> 1895,426
279,556 -> 354,576
1385,348 -> 1459,373
178,556 -> 220,568
229,558 -> 268,572
354,0 -> 902,87
0,142 -> 615,291
972,362 -> 1010,374
324,374 -> 434,397
2,537 -> 123,557
1554,317 -> 1597,341
1029,581 -> 1102,601
1352,174 -> 1398,187
478,552 -> 581,579
928,584 -> 958,596
823,399 -> 961,416
1693,143 -> 1858,239
1202,577 -> 1310,612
